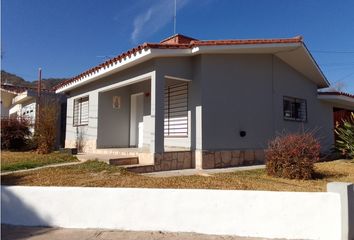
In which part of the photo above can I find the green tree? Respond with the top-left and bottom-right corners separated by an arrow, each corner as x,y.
335,113 -> 354,159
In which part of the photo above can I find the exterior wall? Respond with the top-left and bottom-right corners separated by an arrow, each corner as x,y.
0,91 -> 15,117
97,86 -> 131,148
199,54 -> 334,153
64,53 -> 334,164
65,58 -> 194,152
65,61 -> 155,151
201,54 -> 273,151
2,185 -> 345,240
272,56 -> 334,151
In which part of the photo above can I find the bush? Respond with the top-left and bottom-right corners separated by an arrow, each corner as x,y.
335,113 -> 354,159
35,99 -> 59,154
1,117 -> 32,150
265,131 -> 321,180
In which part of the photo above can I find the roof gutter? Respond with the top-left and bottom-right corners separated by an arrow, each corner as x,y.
302,42 -> 330,87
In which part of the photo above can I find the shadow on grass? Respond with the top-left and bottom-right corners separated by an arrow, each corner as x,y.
312,171 -> 347,180
1,173 -> 33,186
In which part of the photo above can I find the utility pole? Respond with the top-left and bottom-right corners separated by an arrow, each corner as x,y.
174,0 -> 177,35
36,68 -> 42,131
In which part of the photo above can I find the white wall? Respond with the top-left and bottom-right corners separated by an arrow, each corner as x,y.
1,186 -> 341,240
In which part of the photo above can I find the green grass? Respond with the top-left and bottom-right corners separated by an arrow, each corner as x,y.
1,151 -> 79,172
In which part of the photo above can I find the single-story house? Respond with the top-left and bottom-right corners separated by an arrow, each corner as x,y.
1,83 -> 67,148
54,34 -> 354,172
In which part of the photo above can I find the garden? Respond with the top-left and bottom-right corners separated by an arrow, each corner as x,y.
1,111 -> 353,192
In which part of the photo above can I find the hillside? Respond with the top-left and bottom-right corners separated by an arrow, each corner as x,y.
1,70 -> 68,90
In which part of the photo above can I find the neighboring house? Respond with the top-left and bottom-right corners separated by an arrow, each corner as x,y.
54,34 -> 354,171
0,83 -> 67,148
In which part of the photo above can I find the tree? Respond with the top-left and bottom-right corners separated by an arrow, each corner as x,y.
335,113 -> 354,159
35,98 -> 59,154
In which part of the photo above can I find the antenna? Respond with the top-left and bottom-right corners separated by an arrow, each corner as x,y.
174,0 -> 177,34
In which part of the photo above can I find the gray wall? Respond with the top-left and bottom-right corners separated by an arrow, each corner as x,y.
65,53 -> 334,153
97,87 -> 130,148
65,60 -> 155,150
65,57 -> 193,150
200,54 -> 333,152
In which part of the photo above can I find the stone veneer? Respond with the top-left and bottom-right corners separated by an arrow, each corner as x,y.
128,149 -> 265,173
200,149 -> 265,169
128,151 -> 194,173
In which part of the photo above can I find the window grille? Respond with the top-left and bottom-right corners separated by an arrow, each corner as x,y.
164,83 -> 188,137
73,96 -> 89,126
283,96 -> 307,122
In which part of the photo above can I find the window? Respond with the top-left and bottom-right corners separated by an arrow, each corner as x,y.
164,83 -> 188,137
73,96 -> 89,126
283,96 -> 307,122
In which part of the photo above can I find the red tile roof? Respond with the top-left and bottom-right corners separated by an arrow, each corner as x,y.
318,91 -> 354,99
1,84 -> 53,94
1,84 -> 36,94
53,34 -> 303,91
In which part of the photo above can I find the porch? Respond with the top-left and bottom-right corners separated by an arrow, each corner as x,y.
85,71 -> 193,170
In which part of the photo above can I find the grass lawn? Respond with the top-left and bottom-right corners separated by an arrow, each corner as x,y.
1,159 -> 353,191
1,151 -> 79,172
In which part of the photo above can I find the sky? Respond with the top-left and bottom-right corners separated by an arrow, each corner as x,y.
1,0 -> 354,93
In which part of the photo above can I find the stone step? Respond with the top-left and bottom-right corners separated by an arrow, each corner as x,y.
123,164 -> 156,173
109,157 -> 139,166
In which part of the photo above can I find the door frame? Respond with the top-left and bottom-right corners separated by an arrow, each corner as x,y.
129,93 -> 144,147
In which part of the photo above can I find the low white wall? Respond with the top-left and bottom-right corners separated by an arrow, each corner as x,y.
1,186 -> 341,240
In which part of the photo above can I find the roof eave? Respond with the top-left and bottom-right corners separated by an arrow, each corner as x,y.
56,41 -> 329,92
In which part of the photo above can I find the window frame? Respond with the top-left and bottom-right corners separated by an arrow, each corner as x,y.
73,96 -> 89,127
283,96 -> 307,122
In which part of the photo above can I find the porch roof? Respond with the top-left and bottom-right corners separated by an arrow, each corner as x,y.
54,34 -> 329,93
318,91 -> 354,110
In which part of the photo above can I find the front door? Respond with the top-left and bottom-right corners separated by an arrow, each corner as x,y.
130,93 -> 144,147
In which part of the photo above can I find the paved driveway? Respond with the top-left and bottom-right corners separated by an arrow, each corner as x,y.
2,225 -> 279,240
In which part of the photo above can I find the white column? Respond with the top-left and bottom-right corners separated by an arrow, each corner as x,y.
327,182 -> 354,240
150,71 -> 164,153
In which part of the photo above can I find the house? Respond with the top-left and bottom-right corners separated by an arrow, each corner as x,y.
0,83 -> 67,148
54,34 -> 354,172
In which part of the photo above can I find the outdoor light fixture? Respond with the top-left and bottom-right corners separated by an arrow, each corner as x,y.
239,130 -> 246,137
113,96 -> 121,109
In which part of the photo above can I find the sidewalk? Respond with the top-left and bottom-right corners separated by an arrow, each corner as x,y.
1,225 -> 278,240
144,164 -> 265,177
0,161 -> 83,176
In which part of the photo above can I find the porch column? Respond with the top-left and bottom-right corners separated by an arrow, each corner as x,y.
150,71 -> 165,153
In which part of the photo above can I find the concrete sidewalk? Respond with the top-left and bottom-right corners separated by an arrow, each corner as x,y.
1,225 -> 278,240
144,164 -> 265,177
0,161 -> 83,176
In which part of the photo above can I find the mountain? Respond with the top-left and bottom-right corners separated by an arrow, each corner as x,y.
1,70 -> 68,90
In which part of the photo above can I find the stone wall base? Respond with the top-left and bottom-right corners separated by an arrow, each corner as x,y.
129,149 -> 265,173
200,149 -> 265,169
129,151 -> 194,173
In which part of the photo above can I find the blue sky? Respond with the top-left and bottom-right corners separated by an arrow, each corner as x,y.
2,0 -> 354,93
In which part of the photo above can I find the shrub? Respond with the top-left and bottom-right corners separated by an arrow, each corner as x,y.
265,131 -> 321,180
1,117 -> 32,150
335,113 -> 354,159
36,99 -> 59,154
